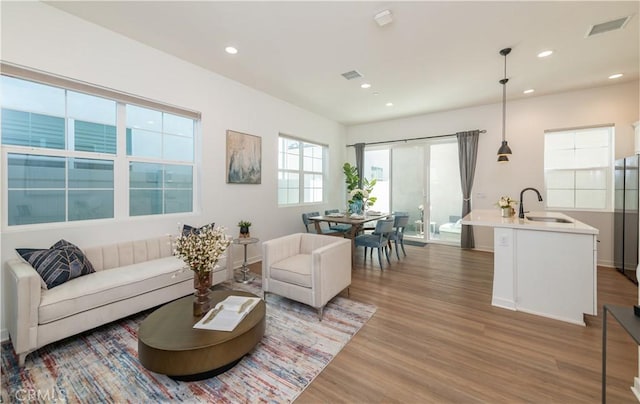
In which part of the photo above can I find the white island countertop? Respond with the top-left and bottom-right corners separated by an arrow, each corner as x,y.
462,210 -> 598,235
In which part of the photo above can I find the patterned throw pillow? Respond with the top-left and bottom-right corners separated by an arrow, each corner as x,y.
182,222 -> 215,236
16,239 -> 95,289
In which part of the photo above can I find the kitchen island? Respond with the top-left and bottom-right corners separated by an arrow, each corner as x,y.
462,210 -> 598,325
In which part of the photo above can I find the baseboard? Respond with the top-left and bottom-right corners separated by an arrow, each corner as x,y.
1,327 -> 9,343
598,260 -> 615,268
631,377 -> 640,402
233,256 -> 261,270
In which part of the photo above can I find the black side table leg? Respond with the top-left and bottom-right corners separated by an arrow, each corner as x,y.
602,307 -> 608,404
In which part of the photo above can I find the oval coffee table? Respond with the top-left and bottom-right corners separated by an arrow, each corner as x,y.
138,290 -> 265,381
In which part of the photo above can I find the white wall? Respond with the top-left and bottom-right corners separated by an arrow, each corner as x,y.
0,2 -> 347,339
347,80 -> 640,265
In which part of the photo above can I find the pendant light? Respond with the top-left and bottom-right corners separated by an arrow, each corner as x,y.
497,47 -> 513,162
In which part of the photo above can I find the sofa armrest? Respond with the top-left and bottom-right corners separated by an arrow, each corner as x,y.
5,258 -> 41,359
311,238 -> 352,307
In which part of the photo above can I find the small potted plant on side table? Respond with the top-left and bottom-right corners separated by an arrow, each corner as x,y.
238,220 -> 252,238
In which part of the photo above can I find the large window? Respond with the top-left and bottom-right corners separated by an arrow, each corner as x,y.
126,105 -> 194,216
544,125 -> 614,211
1,72 -> 198,226
278,135 -> 326,205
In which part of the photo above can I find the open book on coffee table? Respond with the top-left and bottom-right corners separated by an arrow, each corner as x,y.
194,295 -> 261,332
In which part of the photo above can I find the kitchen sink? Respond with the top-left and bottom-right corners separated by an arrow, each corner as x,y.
526,216 -> 573,223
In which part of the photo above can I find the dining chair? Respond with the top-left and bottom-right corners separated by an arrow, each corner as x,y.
302,212 -> 340,235
388,214 -> 410,259
324,209 -> 352,234
354,219 -> 394,269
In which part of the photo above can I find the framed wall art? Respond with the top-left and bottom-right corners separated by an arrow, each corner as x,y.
226,130 -> 262,184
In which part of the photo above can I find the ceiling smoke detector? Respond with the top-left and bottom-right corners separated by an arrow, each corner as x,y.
586,16 -> 632,37
341,70 -> 363,80
374,10 -> 393,27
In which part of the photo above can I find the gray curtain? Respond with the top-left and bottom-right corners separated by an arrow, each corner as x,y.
354,143 -> 365,188
456,130 -> 479,249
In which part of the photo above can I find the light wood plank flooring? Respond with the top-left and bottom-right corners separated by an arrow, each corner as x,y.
251,243 -> 638,403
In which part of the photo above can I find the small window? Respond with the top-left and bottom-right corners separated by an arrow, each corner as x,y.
544,125 -> 614,211
129,162 -> 193,216
7,153 -> 114,225
126,105 -> 194,162
278,135 -> 326,205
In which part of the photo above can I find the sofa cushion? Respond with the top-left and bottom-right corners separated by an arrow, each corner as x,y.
38,256 -> 196,324
16,240 -> 95,289
270,254 -> 312,288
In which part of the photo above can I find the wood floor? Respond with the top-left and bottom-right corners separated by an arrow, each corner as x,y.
252,243 -> 638,403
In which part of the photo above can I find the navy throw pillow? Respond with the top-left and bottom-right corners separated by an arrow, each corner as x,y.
17,239 -> 95,289
182,222 -> 215,236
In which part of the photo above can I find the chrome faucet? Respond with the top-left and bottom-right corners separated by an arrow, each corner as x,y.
519,187 -> 543,218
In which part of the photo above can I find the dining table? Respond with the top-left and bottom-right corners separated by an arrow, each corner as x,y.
309,212 -> 391,266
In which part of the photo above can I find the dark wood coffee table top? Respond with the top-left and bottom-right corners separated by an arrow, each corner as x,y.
138,289 -> 265,379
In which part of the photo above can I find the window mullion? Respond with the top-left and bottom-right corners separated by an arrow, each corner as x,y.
115,102 -> 128,220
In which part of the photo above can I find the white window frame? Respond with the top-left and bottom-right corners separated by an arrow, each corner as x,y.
543,124 -> 614,212
277,134 -> 327,206
1,64 -> 200,228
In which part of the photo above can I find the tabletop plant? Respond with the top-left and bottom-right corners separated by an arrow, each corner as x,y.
173,224 -> 231,315
343,162 -> 377,214
238,220 -> 252,238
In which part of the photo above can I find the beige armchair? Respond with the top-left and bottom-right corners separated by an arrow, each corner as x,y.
262,233 -> 351,320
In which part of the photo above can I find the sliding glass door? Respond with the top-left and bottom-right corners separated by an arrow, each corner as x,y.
428,142 -> 462,243
390,146 -> 425,238
364,139 -> 462,244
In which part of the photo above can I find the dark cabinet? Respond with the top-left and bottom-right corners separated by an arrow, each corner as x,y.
614,154 -> 639,284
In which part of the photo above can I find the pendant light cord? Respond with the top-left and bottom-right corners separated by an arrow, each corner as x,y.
501,52 -> 507,143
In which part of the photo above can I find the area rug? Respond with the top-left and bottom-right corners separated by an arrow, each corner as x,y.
403,239 -> 428,247
1,278 -> 376,403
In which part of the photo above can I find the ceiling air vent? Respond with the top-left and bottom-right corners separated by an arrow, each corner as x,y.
341,70 -> 363,80
586,16 -> 632,37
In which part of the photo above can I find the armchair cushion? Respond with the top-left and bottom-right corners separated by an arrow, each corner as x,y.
269,254 -> 312,287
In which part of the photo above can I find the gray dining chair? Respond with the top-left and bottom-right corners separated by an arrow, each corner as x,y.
324,209 -> 352,234
388,214 -> 409,259
302,212 -> 340,235
354,219 -> 394,269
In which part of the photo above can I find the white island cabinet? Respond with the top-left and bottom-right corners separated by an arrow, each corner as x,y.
462,210 -> 598,325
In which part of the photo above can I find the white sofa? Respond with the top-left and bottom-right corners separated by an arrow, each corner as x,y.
262,233 -> 351,320
6,235 -> 233,366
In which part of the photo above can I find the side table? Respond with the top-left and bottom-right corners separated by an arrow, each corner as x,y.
602,304 -> 640,403
234,237 -> 259,284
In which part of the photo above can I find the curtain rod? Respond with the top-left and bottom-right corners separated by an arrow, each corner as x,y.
346,129 -> 486,147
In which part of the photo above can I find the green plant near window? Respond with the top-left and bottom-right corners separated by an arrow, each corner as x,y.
343,163 -> 359,192
237,220 -> 252,228
342,162 -> 377,208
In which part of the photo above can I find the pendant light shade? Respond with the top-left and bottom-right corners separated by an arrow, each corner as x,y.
497,47 -> 513,162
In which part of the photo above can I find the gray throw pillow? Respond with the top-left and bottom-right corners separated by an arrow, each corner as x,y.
16,239 -> 95,289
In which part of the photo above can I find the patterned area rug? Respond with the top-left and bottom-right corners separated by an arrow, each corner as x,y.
1,279 -> 375,403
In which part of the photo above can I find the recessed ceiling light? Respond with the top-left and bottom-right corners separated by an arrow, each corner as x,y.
361,83 -> 371,89
523,89 -> 535,94
608,73 -> 623,79
225,46 -> 238,55
537,50 -> 553,58
385,102 -> 393,107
